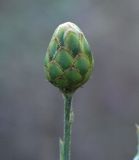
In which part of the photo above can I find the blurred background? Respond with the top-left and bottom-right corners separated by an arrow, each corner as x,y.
0,0 -> 139,160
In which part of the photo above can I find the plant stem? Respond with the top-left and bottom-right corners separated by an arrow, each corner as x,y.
63,93 -> 73,160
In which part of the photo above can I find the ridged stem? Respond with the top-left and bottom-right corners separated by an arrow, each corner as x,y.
62,93 -> 73,160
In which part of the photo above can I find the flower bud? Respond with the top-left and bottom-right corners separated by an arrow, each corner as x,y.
44,22 -> 94,94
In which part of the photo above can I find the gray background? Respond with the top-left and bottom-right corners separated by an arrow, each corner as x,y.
0,0 -> 139,160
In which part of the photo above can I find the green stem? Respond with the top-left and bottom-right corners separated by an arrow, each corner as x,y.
63,93 -> 73,160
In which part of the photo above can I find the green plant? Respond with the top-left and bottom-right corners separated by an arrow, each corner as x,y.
133,125 -> 139,160
44,22 -> 94,160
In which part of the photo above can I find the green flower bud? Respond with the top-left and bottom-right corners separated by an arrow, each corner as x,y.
44,22 -> 94,94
